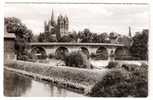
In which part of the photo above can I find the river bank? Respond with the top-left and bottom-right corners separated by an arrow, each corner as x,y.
4,60 -> 109,94
4,70 -> 84,97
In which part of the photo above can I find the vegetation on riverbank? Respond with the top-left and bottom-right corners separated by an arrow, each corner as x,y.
88,63 -> 148,97
63,51 -> 93,69
130,29 -> 148,60
5,60 -> 109,93
5,60 -> 148,97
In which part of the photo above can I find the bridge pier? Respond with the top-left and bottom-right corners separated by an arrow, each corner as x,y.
107,47 -> 116,61
89,48 -> 97,55
45,47 -> 57,57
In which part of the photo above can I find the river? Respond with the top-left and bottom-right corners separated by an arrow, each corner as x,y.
4,70 -> 84,97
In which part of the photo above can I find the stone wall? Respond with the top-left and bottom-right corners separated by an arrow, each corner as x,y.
4,38 -> 16,60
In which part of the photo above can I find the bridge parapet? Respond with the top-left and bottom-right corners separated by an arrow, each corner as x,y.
28,42 -> 125,47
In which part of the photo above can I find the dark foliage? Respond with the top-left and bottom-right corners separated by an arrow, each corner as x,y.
88,63 -> 148,97
59,35 -> 72,42
78,28 -> 93,43
5,17 -> 33,42
38,31 -> 77,43
63,51 -> 91,69
48,54 -> 54,59
5,17 -> 34,60
105,61 -> 119,69
130,29 -> 148,60
38,32 -> 57,42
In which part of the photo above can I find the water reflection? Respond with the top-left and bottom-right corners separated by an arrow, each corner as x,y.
4,70 -> 84,97
4,70 -> 32,96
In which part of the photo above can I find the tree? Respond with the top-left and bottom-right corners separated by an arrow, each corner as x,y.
59,35 -> 72,42
5,17 -> 32,39
91,33 -> 98,43
5,17 -> 33,60
78,28 -> 92,43
97,32 -> 109,43
117,35 -> 133,47
69,31 -> 78,42
47,35 -> 57,42
5,17 -> 21,34
109,32 -> 118,40
31,34 -> 39,42
38,33 -> 47,42
130,29 -> 148,60
24,30 -> 33,42
64,51 -> 92,69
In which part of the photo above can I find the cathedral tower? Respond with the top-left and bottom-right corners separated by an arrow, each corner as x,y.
44,21 -> 48,33
57,15 -> 65,34
128,26 -> 132,37
44,9 -> 69,41
64,15 -> 69,33
56,14 -> 69,39
50,9 -> 56,27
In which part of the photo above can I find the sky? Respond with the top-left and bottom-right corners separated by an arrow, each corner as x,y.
5,3 -> 149,36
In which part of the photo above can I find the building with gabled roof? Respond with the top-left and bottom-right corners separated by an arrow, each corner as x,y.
4,25 -> 16,60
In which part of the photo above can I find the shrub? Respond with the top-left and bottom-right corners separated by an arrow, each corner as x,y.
105,61 -> 119,69
90,53 -> 96,58
63,51 -> 91,69
88,69 -> 129,97
48,53 -> 54,59
17,51 -> 35,62
115,56 -> 136,60
88,63 -> 148,97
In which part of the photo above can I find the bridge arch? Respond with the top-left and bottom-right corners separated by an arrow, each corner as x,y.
79,47 -> 89,56
115,47 -> 130,60
31,47 -> 47,59
96,47 -> 108,60
55,47 -> 69,59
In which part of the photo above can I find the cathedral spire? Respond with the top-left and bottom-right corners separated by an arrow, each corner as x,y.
51,9 -> 54,21
51,9 -> 56,26
44,20 -> 47,33
44,20 -> 47,26
128,26 -> 132,37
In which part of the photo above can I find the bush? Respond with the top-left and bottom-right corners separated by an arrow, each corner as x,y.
88,63 -> 148,97
63,51 -> 91,69
17,51 -> 35,62
105,61 -> 119,69
48,53 -> 54,59
90,53 -> 96,58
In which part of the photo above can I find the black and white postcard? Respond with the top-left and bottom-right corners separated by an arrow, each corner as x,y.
2,0 -> 150,98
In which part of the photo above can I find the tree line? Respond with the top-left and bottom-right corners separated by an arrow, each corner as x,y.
36,28 -> 132,46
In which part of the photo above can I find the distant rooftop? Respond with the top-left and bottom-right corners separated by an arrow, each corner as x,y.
4,33 -> 16,39
4,25 -> 16,39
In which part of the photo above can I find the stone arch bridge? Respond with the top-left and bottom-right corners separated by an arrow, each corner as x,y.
27,42 -> 130,60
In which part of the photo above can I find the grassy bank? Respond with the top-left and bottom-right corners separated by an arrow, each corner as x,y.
4,60 -> 109,94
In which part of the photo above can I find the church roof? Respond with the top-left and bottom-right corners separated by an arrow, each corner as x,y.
4,25 -> 16,39
4,33 -> 16,39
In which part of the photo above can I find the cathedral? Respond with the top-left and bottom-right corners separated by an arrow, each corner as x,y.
44,9 -> 69,40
